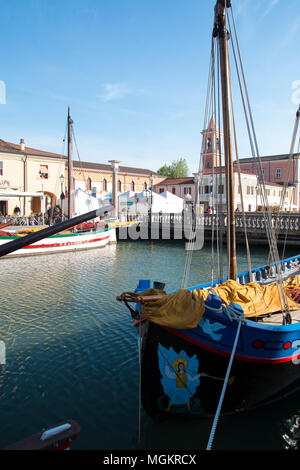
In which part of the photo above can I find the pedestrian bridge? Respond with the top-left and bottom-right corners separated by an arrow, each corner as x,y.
125,212 -> 300,246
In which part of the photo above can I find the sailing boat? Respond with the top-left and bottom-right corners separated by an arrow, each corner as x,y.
117,0 -> 300,421
0,108 -> 116,257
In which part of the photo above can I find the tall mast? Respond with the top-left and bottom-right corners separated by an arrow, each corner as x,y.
67,106 -> 73,219
213,0 -> 236,279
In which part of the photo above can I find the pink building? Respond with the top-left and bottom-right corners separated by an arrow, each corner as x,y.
155,118 -> 300,212
234,154 -> 300,211
154,177 -> 196,203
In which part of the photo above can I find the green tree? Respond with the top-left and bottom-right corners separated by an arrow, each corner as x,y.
157,158 -> 189,178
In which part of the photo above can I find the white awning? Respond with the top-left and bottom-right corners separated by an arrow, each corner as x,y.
0,191 -> 44,198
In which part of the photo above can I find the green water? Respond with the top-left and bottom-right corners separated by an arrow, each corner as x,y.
0,240 -> 299,450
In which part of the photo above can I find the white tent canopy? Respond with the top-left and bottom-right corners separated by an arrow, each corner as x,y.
118,190 -> 136,199
158,191 -> 184,213
118,190 -> 183,214
62,188 -> 104,216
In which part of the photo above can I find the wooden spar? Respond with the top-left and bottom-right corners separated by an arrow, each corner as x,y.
0,222 -> 13,230
116,294 -> 164,302
67,107 -> 74,219
214,0 -> 236,279
0,204 -> 113,258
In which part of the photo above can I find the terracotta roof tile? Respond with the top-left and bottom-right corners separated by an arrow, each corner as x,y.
155,177 -> 194,185
0,139 -> 66,159
73,160 -> 160,176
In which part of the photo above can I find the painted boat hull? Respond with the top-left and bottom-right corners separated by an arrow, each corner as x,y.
0,226 -> 117,257
139,317 -> 300,420
134,256 -> 300,420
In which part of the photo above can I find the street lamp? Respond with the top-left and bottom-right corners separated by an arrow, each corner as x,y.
60,174 -> 65,197
60,174 -> 65,218
108,160 -> 121,219
150,173 -> 155,222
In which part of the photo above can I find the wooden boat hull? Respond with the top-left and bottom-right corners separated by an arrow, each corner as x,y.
5,420 -> 81,450
139,303 -> 300,420
0,226 -> 116,257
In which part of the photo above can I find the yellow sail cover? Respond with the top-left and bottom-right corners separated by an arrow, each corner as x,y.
139,277 -> 300,329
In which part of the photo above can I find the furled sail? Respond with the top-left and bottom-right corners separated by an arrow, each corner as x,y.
133,276 -> 300,329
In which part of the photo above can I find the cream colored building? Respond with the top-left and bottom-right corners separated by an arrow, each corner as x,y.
72,161 -> 164,197
0,138 -> 66,216
0,137 -> 163,216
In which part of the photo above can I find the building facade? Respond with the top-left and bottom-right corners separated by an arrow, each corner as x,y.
71,161 -> 164,198
234,154 -> 300,211
0,138 -> 66,216
0,137 -> 163,216
199,169 -> 293,212
153,177 -> 196,203
154,117 -> 295,212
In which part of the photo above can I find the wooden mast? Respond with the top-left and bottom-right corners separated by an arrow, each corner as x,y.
67,106 -> 74,219
214,0 -> 236,279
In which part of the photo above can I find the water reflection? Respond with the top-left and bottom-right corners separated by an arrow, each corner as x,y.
0,241 -> 299,449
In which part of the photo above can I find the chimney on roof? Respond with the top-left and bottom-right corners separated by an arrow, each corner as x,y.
20,138 -> 25,151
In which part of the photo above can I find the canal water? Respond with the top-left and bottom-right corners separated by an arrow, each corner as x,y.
0,240 -> 300,450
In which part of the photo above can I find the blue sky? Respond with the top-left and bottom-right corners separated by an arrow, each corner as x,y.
0,0 -> 299,174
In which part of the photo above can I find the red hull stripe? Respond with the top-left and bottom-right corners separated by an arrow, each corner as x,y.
24,235 -> 110,249
163,327 -> 300,364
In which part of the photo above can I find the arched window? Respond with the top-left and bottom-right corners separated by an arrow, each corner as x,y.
103,178 -> 107,192
86,177 -> 92,191
206,161 -> 210,168
144,182 -> 147,190
131,180 -> 135,191
118,180 -> 122,192
207,137 -> 211,150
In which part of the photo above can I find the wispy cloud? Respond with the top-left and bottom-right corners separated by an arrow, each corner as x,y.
259,0 -> 280,21
234,0 -> 250,18
280,14 -> 300,49
101,83 -> 130,102
100,83 -> 146,102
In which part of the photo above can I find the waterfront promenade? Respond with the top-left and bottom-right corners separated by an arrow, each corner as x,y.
2,211 -> 300,247
122,211 -> 300,246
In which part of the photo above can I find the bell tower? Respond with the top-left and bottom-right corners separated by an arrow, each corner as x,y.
201,117 -> 222,170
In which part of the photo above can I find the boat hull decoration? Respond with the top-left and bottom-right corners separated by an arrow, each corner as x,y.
0,226 -> 116,257
132,257 -> 300,420
140,315 -> 300,419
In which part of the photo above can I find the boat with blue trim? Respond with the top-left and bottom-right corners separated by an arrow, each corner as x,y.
128,256 -> 300,419
117,0 -> 300,421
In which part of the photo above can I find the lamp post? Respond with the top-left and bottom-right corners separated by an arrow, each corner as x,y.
109,160 -> 121,219
193,172 -> 200,208
60,174 -> 65,219
150,173 -> 155,223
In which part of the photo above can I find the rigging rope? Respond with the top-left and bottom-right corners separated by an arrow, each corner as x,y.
181,38 -> 217,289
229,6 -> 290,322
226,18 -> 252,280
270,106 -> 300,261
206,313 -> 244,450
137,320 -> 142,446
281,131 -> 300,260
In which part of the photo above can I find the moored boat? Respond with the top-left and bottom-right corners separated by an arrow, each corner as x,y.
0,108 -> 117,258
117,0 -> 300,426
4,420 -> 81,450
0,223 -> 116,257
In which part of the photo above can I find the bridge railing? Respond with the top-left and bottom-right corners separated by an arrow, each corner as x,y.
126,212 -> 300,234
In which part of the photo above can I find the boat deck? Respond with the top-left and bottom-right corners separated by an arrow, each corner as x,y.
248,267 -> 300,325
256,309 -> 300,325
